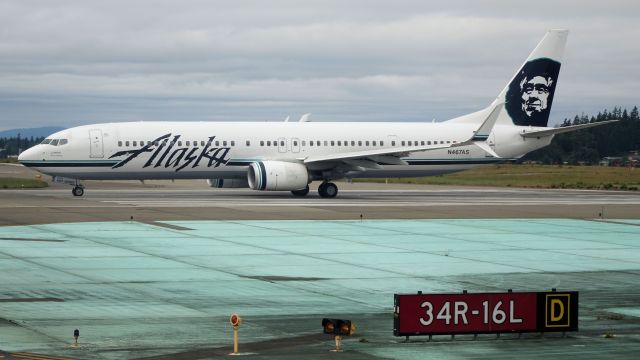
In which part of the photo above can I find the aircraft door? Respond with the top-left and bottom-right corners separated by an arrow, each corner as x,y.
291,137 -> 300,153
278,137 -> 287,153
89,129 -> 104,158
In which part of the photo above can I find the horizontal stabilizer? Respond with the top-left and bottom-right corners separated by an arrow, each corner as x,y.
520,120 -> 618,138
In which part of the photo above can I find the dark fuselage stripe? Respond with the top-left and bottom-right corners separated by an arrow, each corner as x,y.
21,161 -> 118,168
405,159 -> 503,165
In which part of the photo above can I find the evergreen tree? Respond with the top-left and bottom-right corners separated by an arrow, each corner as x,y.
522,106 -> 639,164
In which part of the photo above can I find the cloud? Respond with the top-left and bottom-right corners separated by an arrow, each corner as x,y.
0,0 -> 638,129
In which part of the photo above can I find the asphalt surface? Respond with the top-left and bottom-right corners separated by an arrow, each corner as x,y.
2,162 -> 639,225
1,163 -> 639,359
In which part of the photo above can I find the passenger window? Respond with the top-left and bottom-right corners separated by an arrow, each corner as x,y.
230,141 -> 235,146
309,141 -> 313,147
223,141 -> 227,146
337,141 -> 341,146
428,141 -> 431,145
440,141 -> 444,144
118,141 -> 122,147
186,141 -> 190,146
380,141 -> 384,146
421,141 -> 425,146
246,140 -> 250,146
293,140 -> 298,146
302,140 -> 306,146
266,141 -> 271,146
133,141 -> 137,146
401,141 -> 405,146
358,141 -> 362,146
330,141 -> 335,146
351,141 -> 355,146
201,141 -> 205,146
447,140 -> 451,144
215,141 -> 220,146
372,141 -> 376,146
391,141 -> 396,146
453,140 -> 457,143
125,141 -> 130,146
365,141 -> 370,146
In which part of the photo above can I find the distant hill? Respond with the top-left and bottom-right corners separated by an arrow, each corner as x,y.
0,126 -> 65,138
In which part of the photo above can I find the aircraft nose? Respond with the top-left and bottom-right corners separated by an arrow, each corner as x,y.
18,146 -> 39,163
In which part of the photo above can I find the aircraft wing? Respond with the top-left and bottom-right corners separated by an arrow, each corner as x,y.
303,103 -> 504,166
520,120 -> 618,138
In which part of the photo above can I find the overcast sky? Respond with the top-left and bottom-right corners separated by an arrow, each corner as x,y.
0,0 -> 638,131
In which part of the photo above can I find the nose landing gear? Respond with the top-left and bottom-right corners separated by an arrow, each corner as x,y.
72,185 -> 85,197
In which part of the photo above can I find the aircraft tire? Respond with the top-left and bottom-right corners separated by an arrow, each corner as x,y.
72,186 -> 84,197
318,182 -> 338,198
291,185 -> 310,197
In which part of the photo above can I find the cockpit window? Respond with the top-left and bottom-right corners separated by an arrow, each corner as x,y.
41,138 -> 52,145
58,139 -> 68,146
50,139 -> 59,146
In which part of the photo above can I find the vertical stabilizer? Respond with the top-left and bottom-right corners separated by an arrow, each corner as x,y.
494,30 -> 568,127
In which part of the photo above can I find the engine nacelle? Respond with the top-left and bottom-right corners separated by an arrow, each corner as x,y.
206,178 -> 249,188
248,161 -> 309,191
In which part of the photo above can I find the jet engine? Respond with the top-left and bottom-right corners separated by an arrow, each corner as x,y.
248,161 -> 309,191
206,178 -> 249,188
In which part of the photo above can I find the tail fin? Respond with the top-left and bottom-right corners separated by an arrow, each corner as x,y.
494,30 -> 568,127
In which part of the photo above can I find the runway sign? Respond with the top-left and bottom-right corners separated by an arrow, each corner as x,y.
394,291 -> 578,336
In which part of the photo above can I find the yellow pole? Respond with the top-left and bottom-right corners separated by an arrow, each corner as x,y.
233,325 -> 239,354
334,335 -> 342,352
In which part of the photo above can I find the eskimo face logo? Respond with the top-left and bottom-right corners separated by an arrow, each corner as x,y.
520,75 -> 552,116
506,58 -> 561,127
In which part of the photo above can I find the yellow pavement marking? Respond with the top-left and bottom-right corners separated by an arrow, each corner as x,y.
11,352 -> 72,360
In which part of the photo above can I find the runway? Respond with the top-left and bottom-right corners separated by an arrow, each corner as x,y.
1,184 -> 639,226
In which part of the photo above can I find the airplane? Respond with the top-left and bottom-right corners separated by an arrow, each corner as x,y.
18,29 -> 615,198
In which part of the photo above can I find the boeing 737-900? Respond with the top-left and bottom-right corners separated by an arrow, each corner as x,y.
18,30 -> 614,198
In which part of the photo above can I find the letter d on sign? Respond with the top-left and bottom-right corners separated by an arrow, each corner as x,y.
550,299 -> 564,322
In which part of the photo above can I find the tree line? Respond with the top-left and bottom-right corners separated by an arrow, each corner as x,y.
521,106 -> 639,164
0,136 -> 44,156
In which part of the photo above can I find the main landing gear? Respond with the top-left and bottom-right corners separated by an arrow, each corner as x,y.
290,182 -> 337,198
72,185 -> 85,197
318,182 -> 338,198
291,185 -> 310,197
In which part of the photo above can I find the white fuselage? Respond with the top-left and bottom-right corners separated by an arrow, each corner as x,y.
19,119 -> 550,181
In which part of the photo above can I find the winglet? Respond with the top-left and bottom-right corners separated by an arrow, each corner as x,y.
299,113 -> 311,122
472,102 -> 503,141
